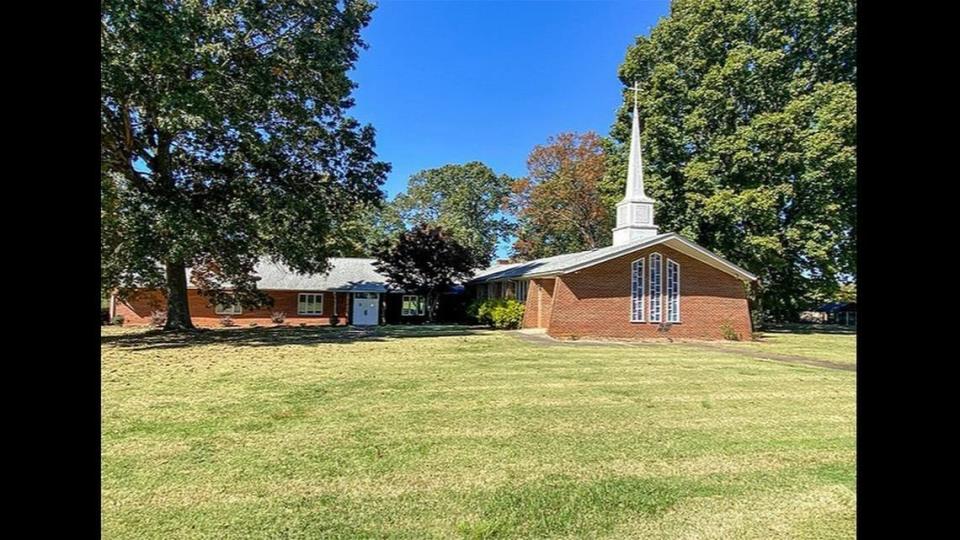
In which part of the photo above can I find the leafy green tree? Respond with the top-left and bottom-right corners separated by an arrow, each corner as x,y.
332,201 -> 406,258
508,132 -> 612,260
101,0 -> 390,329
373,224 -> 480,322
606,0 -> 856,321
391,162 -> 513,267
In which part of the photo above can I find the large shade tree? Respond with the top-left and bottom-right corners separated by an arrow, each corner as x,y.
101,0 -> 390,329
508,132 -> 612,260
605,0 -> 856,321
391,162 -> 513,267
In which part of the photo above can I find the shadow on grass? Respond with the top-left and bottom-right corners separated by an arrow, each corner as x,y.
101,324 -> 489,351
759,323 -> 856,335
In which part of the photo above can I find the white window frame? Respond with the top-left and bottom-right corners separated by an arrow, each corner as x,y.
401,295 -> 425,317
515,280 -> 528,302
630,258 -> 645,322
649,252 -> 662,323
667,259 -> 680,323
297,292 -> 324,315
214,296 -> 242,315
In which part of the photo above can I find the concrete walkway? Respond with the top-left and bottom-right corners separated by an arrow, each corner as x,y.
509,330 -> 855,372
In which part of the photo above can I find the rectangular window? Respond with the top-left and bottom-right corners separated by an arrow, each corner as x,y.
649,253 -> 662,322
214,299 -> 242,315
631,258 -> 645,322
298,293 -> 324,315
402,295 -> 425,316
515,280 -> 528,302
667,259 -> 680,323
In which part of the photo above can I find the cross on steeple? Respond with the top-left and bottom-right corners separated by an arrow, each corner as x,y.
632,80 -> 640,110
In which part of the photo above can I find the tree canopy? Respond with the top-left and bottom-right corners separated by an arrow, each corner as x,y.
605,0 -> 856,321
373,224 -> 479,321
390,162 -> 513,267
508,132 -> 612,260
101,0 -> 390,329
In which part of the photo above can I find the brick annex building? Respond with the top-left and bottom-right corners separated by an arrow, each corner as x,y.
466,90 -> 757,340
112,90 -> 757,339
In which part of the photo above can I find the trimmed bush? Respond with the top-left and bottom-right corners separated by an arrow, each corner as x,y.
468,298 -> 525,329
111,314 -> 125,326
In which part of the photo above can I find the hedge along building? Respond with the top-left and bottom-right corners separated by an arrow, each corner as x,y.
467,85 -> 758,340
111,258 -> 440,327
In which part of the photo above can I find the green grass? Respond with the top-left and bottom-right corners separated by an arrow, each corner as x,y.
725,325 -> 857,365
102,325 -> 855,539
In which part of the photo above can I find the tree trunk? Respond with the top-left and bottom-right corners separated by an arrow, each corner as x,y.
426,290 -> 437,323
164,260 -> 195,330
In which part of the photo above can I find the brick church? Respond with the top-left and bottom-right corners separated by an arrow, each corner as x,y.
112,89 -> 756,339
467,89 -> 757,340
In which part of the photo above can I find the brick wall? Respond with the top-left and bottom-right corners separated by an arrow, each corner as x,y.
521,278 -> 556,329
114,289 -> 351,327
545,245 -> 752,340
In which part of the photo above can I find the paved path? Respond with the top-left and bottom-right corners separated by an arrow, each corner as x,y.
510,330 -> 855,372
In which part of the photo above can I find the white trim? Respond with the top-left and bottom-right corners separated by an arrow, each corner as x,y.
515,280 -> 528,302
471,232 -> 757,284
297,292 -> 324,315
630,258 -> 645,322
649,252 -> 662,323
333,292 -> 337,316
667,258 -> 680,323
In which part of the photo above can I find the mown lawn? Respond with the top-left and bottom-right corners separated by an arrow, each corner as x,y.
101,325 -> 855,539
727,325 -> 857,365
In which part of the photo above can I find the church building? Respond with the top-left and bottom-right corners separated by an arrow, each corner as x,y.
467,88 -> 757,340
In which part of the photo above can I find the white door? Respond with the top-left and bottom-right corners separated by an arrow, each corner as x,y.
352,293 -> 379,325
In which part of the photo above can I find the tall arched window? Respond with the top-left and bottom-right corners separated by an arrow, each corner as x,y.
631,258 -> 644,322
649,253 -> 662,322
667,259 -> 680,323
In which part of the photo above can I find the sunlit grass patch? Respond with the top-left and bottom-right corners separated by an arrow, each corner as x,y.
102,325 -> 855,538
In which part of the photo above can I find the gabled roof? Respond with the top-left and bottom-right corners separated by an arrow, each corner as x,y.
469,232 -> 757,284
186,258 -> 389,292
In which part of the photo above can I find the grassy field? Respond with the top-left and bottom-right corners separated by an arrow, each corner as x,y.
101,325 -> 855,539
729,325 -> 857,365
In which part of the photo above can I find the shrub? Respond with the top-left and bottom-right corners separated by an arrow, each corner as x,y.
270,311 -> 286,324
150,310 -> 167,328
111,314 -> 125,326
330,314 -> 340,326
468,298 -> 525,329
220,315 -> 236,327
720,321 -> 740,341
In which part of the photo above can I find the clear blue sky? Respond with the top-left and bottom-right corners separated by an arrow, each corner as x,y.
348,0 -> 671,256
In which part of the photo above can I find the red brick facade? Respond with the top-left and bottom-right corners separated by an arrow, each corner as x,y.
521,278 -> 557,329
114,289 -> 351,327
521,245 -> 752,340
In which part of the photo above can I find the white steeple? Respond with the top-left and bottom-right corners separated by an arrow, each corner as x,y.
612,81 -> 658,246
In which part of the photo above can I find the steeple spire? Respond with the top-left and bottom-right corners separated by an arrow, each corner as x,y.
612,81 -> 658,246
624,81 -> 649,201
